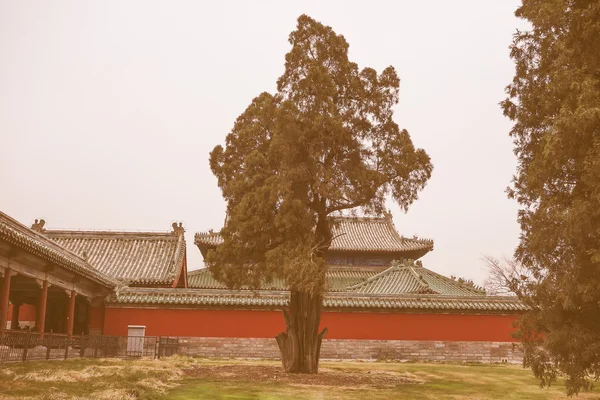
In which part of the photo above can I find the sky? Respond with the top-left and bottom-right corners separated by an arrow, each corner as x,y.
0,0 -> 526,285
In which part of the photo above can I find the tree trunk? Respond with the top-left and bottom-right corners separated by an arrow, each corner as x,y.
275,290 -> 328,373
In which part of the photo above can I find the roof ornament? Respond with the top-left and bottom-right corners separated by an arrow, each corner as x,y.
31,219 -> 46,232
383,209 -> 393,220
82,250 -> 89,261
450,275 -> 485,292
171,222 -> 185,235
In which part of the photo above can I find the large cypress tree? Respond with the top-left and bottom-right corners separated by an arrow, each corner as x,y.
502,0 -> 600,394
208,15 -> 432,373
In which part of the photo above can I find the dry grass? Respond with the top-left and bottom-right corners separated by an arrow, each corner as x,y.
1,357 -> 599,400
183,363 -> 425,388
0,356 -> 191,400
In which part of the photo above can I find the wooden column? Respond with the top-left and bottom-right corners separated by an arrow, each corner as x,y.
11,302 -> 21,330
36,280 -> 49,333
0,268 -> 12,330
65,290 -> 76,336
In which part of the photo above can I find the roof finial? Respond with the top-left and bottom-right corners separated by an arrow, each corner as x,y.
31,219 -> 46,232
383,209 -> 392,220
171,222 -> 185,235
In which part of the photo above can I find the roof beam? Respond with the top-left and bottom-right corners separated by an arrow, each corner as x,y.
0,255 -> 106,300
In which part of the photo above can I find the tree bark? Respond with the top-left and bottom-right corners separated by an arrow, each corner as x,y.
276,290 -> 328,373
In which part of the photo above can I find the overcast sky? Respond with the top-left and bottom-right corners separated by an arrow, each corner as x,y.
0,0 -> 526,285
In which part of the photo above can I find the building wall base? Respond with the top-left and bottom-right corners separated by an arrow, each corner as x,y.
176,337 -> 523,364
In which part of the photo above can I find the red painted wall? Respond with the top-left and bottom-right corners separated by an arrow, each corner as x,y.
7,304 -> 37,326
321,312 -> 518,342
104,308 -> 285,337
89,304 -> 105,332
103,307 -> 518,342
20,304 -> 36,320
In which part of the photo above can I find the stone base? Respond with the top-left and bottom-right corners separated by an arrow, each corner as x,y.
176,337 -> 523,364
29,345 -> 47,353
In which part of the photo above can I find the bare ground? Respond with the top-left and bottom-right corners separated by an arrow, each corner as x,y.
183,363 -> 424,388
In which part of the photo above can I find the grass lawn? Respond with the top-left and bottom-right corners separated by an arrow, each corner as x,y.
0,357 -> 598,400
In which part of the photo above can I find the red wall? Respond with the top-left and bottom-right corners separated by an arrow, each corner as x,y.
7,304 -> 37,325
89,304 -> 105,332
103,307 -> 518,342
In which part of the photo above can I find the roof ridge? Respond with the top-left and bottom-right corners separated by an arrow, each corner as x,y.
195,231 -> 220,237
187,268 -> 209,276
385,215 -> 407,245
330,216 -> 388,223
399,235 -> 435,244
422,268 -> 486,295
109,287 -> 528,311
114,285 -> 520,301
44,230 -> 178,239
195,215 -> 392,236
168,233 -> 187,285
407,265 -> 433,291
42,229 -> 176,236
346,264 -> 406,291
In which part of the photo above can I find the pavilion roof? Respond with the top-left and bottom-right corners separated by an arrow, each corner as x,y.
328,216 -> 433,254
42,225 -> 186,286
107,287 -> 527,313
187,261 -> 484,296
0,212 -> 118,288
195,215 -> 433,258
347,262 -> 485,296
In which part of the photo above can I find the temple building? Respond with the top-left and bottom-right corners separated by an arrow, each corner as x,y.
0,210 -> 526,362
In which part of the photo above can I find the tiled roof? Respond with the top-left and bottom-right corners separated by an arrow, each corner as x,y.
348,262 -> 485,296
195,215 -> 433,257
327,269 -> 378,291
187,268 -> 285,291
43,228 -> 186,286
109,288 -> 289,308
188,261 -> 483,297
187,268 -> 377,292
107,287 -> 527,312
349,265 -> 433,294
329,217 -> 433,254
0,212 -> 118,288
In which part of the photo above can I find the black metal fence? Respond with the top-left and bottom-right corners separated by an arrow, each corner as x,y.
0,330 -> 178,363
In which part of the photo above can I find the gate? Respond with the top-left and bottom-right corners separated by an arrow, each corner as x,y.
158,336 -> 179,358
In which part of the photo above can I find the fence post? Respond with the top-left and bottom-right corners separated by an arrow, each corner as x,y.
102,335 -> 107,357
157,336 -> 162,359
64,335 -> 69,360
46,330 -> 52,360
79,333 -> 85,358
22,330 -> 31,362
93,335 -> 99,358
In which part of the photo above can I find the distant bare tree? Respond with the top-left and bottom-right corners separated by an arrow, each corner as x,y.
482,256 -> 533,296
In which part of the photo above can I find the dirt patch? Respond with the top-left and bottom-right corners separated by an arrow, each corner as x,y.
184,364 -> 424,388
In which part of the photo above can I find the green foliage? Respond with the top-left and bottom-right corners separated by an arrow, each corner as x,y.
208,15 -> 432,292
501,0 -> 600,394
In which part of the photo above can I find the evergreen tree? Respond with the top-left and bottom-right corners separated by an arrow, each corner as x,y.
502,0 -> 600,394
208,15 -> 432,373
